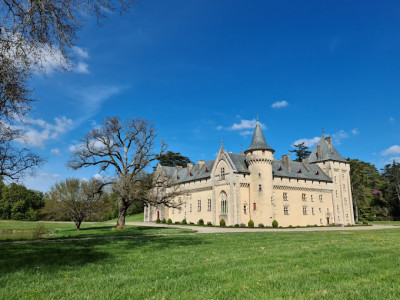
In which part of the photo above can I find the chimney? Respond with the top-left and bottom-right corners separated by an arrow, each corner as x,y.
197,160 -> 205,173
187,163 -> 193,176
302,158 -> 310,171
317,145 -> 322,159
282,154 -> 291,171
325,136 -> 333,151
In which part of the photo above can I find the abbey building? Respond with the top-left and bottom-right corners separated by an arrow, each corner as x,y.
144,121 -> 355,227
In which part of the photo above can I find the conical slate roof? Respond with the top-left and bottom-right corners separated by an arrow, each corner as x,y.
308,135 -> 347,163
245,121 -> 274,153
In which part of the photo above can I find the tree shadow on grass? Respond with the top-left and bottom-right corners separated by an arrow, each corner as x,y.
0,232 -> 205,276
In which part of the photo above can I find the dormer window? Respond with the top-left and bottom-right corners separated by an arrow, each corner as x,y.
315,171 -> 319,175
298,168 -> 302,174
278,166 -> 282,171
177,175 -> 180,179
205,167 -> 209,173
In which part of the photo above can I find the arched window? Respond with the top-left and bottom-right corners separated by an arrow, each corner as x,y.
220,191 -> 227,214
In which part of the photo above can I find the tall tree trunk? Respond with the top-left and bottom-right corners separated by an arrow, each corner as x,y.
75,219 -> 82,230
117,200 -> 128,227
353,196 -> 359,222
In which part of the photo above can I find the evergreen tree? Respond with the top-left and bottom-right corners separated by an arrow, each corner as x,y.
156,151 -> 192,167
289,142 -> 311,161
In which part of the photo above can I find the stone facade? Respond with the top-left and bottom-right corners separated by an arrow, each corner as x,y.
144,121 -> 355,227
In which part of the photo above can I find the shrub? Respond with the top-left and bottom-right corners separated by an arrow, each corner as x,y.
272,220 -> 278,228
167,218 -> 172,225
182,219 -> 187,225
314,224 -> 318,227
248,220 -> 254,228
162,218 -> 166,224
258,223 -> 264,228
198,219 -> 204,225
234,224 -> 240,227
189,222 -> 194,225
156,218 -> 161,224
207,221 -> 212,226
220,219 -> 226,227
240,223 -> 246,228
331,223 -> 336,226
175,221 -> 180,224
33,224 -> 49,239
362,220 -> 368,225
288,225 -> 294,228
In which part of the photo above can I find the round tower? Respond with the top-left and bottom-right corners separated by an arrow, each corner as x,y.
245,120 -> 275,225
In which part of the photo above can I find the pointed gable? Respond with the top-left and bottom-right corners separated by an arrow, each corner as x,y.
308,135 -> 347,163
245,121 -> 274,153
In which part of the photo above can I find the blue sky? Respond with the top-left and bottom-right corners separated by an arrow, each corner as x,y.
14,0 -> 400,192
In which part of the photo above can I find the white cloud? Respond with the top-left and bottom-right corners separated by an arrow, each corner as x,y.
39,172 -> 61,178
230,119 -> 266,130
271,100 -> 289,108
68,144 -> 78,152
50,148 -> 60,155
72,46 -> 89,59
17,116 -> 73,148
351,128 -> 359,135
216,125 -> 223,131
93,174 -> 104,181
75,62 -> 89,74
382,145 -> 400,156
239,130 -> 253,136
332,130 -> 349,145
293,137 -> 320,148
389,117 -> 395,123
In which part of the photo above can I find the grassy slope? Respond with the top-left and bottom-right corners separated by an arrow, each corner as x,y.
1,223 -> 400,299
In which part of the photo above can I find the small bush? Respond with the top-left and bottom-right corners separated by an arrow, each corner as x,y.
175,221 -> 180,224
189,222 -> 194,225
207,222 -> 212,226
220,219 -> 226,227
240,223 -> 246,228
162,218 -> 166,224
272,220 -> 278,228
182,219 -> 187,225
234,224 -> 240,227
167,218 -> 172,225
288,225 -> 294,228
258,223 -> 264,228
198,219 -> 204,225
362,220 -> 368,225
156,218 -> 161,224
331,223 -> 336,226
314,224 -> 318,227
248,220 -> 254,228
33,224 -> 49,239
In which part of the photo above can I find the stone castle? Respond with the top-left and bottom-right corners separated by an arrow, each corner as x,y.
144,120 -> 354,227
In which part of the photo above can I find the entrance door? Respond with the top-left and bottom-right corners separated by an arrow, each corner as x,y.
157,211 -> 160,219
326,217 -> 330,225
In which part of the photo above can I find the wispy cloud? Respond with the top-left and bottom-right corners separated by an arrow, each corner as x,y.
16,116 -> 73,148
351,128 -> 359,135
75,62 -> 89,74
271,100 -> 288,108
39,172 -> 61,179
389,117 -> 395,123
293,137 -> 320,148
50,148 -> 61,156
382,145 -> 400,156
239,130 -> 253,136
230,119 -> 266,130
332,130 -> 349,145
72,46 -> 89,59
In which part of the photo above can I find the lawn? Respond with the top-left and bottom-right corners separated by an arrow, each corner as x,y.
1,222 -> 400,299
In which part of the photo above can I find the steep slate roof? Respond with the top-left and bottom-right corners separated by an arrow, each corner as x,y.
308,136 -> 347,163
272,160 -> 332,182
160,152 -> 332,183
245,121 -> 274,153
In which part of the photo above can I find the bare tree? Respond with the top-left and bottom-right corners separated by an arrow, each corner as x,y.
67,117 -> 182,227
48,178 -> 104,230
0,0 -> 136,179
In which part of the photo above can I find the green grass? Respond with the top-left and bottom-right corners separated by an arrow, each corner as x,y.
370,221 -> 400,226
1,222 -> 400,299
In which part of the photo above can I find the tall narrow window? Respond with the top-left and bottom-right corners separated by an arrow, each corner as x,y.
284,206 -> 289,215
302,193 -> 306,201
258,184 -> 262,192
302,206 -> 307,215
190,204 -> 192,213
312,207 -> 315,215
220,192 -> 227,214
207,199 -> 211,211
253,203 -> 257,210
319,195 -> 323,203
221,167 -> 225,180
244,205 -> 247,214
311,195 -> 314,202
198,199 -> 201,212
283,192 -> 288,201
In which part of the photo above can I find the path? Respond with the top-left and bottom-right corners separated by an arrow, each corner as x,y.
125,222 -> 400,233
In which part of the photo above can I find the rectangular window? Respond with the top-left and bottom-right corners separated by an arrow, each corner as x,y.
221,167 -> 225,180
244,205 -> 247,214
190,204 -> 192,213
303,206 -> 307,215
311,195 -> 314,202
319,195 -> 323,203
284,206 -> 289,215
258,184 -> 262,192
312,207 -> 315,215
283,192 -> 288,201
198,200 -> 201,212
221,200 -> 227,214
320,218 -> 323,224
253,203 -> 257,210
258,173 -> 261,177
302,193 -> 306,201
207,199 -> 211,211
319,207 -> 322,213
